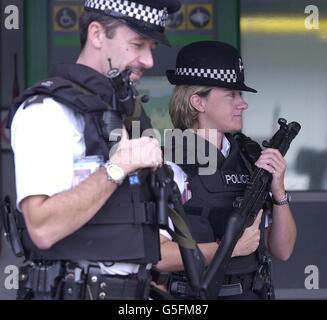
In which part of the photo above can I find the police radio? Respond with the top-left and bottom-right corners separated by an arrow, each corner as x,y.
105,59 -> 151,140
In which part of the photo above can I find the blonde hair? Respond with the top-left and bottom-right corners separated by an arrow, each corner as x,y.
169,85 -> 212,130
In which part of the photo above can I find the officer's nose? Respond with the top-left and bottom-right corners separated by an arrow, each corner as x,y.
139,47 -> 154,70
236,94 -> 248,110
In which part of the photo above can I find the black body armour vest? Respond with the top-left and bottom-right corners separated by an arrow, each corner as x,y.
172,133 -> 265,275
10,64 -> 160,264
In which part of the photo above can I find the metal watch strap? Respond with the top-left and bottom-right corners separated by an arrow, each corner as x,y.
272,192 -> 290,205
103,161 -> 125,185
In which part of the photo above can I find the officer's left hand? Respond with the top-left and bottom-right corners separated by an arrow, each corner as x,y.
255,148 -> 286,199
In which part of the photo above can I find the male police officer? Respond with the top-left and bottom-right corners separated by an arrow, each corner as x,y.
9,0 -> 181,300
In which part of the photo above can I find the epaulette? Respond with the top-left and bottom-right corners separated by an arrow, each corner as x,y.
23,94 -> 49,108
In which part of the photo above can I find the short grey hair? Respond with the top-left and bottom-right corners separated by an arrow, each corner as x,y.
79,11 -> 124,49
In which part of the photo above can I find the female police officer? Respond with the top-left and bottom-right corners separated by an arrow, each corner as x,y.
157,41 -> 297,300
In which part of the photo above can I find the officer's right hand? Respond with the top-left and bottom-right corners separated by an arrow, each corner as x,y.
232,210 -> 263,257
109,127 -> 163,175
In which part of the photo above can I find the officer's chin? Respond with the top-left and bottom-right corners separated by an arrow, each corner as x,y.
130,71 -> 143,82
232,118 -> 243,131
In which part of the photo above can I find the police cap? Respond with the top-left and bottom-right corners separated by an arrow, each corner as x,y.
166,41 -> 257,93
84,0 -> 181,46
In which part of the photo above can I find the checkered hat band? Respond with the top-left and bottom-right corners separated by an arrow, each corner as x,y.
176,68 -> 238,83
85,0 -> 168,27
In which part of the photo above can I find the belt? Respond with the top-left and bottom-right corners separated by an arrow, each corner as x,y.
84,266 -> 151,300
18,261 -> 151,300
170,280 -> 244,298
169,272 -> 256,299
219,283 -> 244,297
220,273 -> 255,296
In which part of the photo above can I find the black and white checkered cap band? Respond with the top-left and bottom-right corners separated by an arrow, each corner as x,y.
176,68 -> 237,83
85,0 -> 168,27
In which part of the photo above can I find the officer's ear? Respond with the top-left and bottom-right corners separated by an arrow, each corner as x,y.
190,94 -> 206,113
87,21 -> 106,49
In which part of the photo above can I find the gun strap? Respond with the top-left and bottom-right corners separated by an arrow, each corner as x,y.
167,208 -> 197,250
124,95 -> 142,131
68,80 -> 114,111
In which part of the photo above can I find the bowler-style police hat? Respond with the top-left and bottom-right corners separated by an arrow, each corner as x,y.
166,41 -> 257,93
84,0 -> 181,46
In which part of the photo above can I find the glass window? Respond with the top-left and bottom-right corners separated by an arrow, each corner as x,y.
241,0 -> 327,191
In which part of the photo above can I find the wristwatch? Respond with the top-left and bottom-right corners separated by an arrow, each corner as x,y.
103,161 -> 125,185
272,192 -> 290,206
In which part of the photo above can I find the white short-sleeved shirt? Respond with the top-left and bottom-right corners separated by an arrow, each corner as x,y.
11,98 -> 150,275
11,98 -> 86,209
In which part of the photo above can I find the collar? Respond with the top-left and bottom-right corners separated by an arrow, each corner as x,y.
167,131 -> 233,166
221,135 -> 231,158
50,63 -> 114,106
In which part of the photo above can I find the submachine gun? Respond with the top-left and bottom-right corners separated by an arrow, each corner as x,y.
200,118 -> 301,299
105,63 -> 205,296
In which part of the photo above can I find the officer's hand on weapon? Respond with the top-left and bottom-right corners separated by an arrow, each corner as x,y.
110,126 -> 163,175
232,210 -> 263,257
255,148 -> 287,201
